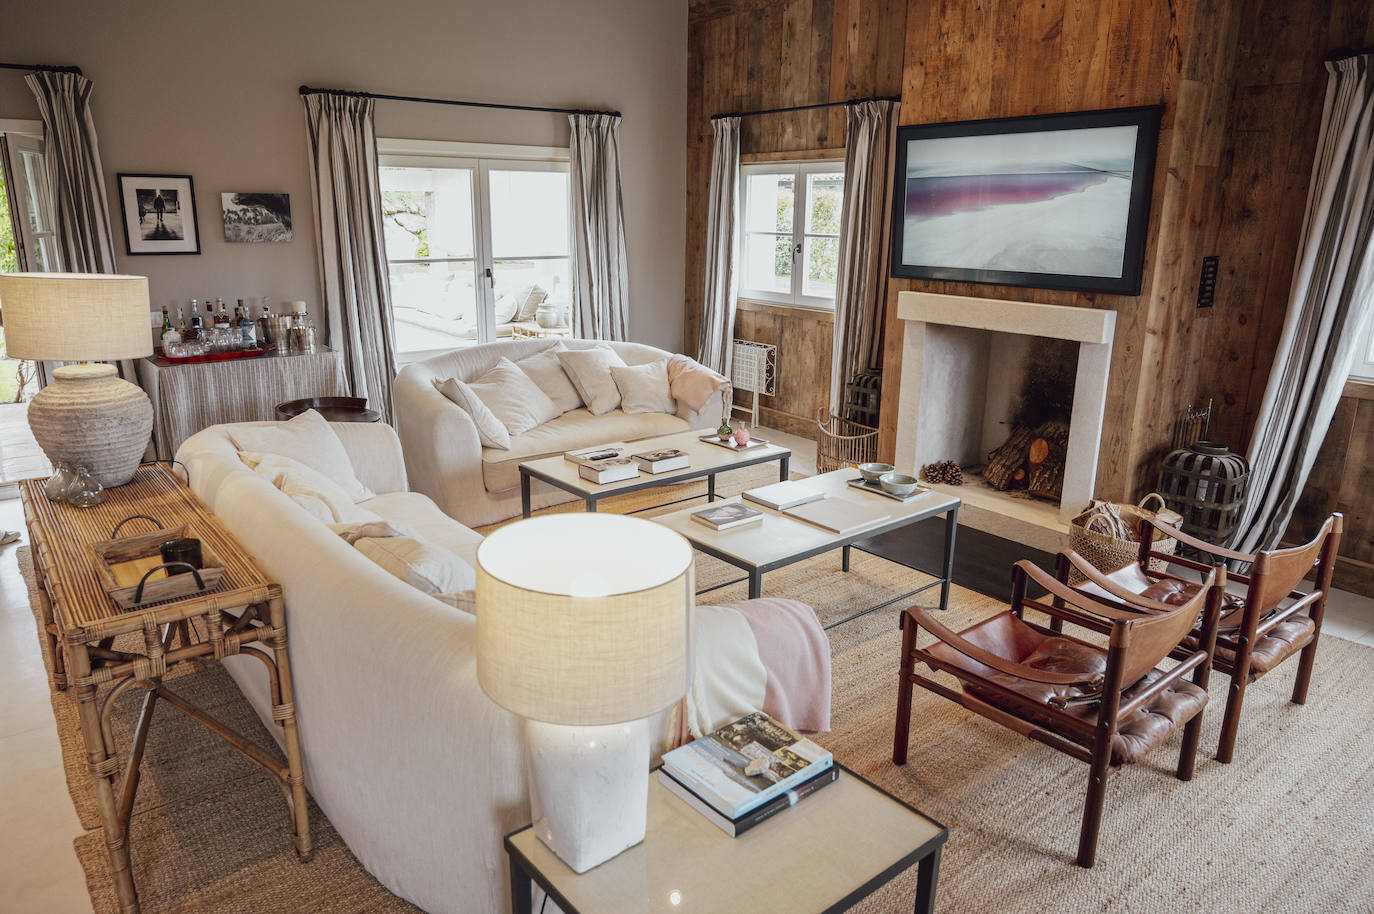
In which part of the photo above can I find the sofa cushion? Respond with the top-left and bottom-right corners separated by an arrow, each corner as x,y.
517,343 -> 582,414
240,452 -> 381,525
361,491 -> 484,572
435,376 -> 511,450
557,346 -> 627,415
610,359 -> 675,415
465,357 -> 560,436
227,409 -> 373,502
513,283 -> 549,322
355,535 -> 477,594
479,408 -> 689,492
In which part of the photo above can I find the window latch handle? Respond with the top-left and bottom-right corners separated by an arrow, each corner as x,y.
793,242 -> 802,259
484,267 -> 494,284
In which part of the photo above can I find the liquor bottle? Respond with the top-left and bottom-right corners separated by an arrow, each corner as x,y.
236,300 -> 256,347
205,300 -> 215,331
257,303 -> 274,346
160,307 -> 172,334
175,306 -> 187,335
160,308 -> 180,346
214,298 -> 230,329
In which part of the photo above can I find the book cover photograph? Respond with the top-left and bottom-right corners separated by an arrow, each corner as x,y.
691,502 -> 762,530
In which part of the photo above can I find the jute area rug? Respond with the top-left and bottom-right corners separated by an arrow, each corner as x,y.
26,464 -> 1374,913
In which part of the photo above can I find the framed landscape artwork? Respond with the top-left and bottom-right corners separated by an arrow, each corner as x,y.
889,106 -> 1161,295
221,192 -> 293,243
117,173 -> 201,255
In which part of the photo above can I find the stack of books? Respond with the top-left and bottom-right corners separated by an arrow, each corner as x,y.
634,447 -> 690,474
659,711 -> 836,836
564,443 -> 638,484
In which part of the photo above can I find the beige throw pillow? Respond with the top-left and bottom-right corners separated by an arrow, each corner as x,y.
434,376 -> 511,450
517,343 -> 583,413
355,535 -> 477,594
610,360 -> 676,415
557,346 -> 627,416
228,409 -> 373,502
240,452 -> 380,524
465,357 -> 560,436
513,284 -> 549,322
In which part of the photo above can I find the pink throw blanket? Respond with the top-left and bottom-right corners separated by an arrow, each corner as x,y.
666,354 -> 728,414
717,598 -> 832,733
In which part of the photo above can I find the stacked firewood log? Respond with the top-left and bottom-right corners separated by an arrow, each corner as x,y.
981,421 -> 1069,501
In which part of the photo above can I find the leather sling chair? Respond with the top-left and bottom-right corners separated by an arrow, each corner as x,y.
893,559 -> 1224,868
1057,513 -> 1342,764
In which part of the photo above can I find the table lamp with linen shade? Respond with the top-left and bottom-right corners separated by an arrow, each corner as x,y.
477,513 -> 693,874
0,273 -> 154,487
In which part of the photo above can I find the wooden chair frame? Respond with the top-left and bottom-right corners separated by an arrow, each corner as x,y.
894,559 -> 1223,867
1058,513 -> 1342,763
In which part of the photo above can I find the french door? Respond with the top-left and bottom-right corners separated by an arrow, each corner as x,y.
1,132 -> 61,271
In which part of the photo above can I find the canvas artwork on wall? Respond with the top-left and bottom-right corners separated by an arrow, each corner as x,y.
221,193 -> 293,243
890,106 -> 1161,295
117,173 -> 201,255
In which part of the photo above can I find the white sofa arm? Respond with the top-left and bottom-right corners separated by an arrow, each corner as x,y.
678,388 -> 726,431
330,422 -> 409,495
394,370 -> 487,523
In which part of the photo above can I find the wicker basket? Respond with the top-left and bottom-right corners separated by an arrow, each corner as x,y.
1067,496 -> 1179,583
815,408 -> 879,473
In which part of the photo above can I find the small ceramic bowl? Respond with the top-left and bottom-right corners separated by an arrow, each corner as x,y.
858,462 -> 895,483
879,472 -> 920,497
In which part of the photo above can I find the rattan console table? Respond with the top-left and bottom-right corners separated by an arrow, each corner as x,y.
21,463 -> 310,914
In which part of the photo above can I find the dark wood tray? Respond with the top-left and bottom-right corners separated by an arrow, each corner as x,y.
89,523 -> 226,610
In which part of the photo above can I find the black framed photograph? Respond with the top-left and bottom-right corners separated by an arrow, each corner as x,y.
890,106 -> 1161,295
221,192 -> 293,243
117,173 -> 201,255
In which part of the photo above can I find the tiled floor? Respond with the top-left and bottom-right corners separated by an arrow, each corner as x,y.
0,428 -> 1368,912
0,402 -> 52,485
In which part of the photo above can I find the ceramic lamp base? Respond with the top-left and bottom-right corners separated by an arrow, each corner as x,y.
27,363 -> 153,488
525,716 -> 651,874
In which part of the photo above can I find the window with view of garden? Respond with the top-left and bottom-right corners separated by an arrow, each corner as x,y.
739,162 -> 844,308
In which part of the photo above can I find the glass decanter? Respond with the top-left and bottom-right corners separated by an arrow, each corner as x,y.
43,462 -> 76,502
66,466 -> 106,508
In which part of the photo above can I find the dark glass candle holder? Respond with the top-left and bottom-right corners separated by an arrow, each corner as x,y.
159,538 -> 203,574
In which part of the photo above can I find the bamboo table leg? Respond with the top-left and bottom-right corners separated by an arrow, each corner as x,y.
33,570 -> 67,690
265,595 -> 312,861
70,638 -> 140,913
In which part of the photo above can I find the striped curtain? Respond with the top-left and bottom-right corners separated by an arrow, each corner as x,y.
1232,53 -> 1374,553
303,93 -> 397,423
696,116 -> 740,376
568,113 -> 629,341
830,99 -> 897,416
25,71 -> 132,385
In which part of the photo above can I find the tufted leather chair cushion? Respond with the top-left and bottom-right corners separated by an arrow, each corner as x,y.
1181,613 -> 1316,675
926,612 -> 1208,766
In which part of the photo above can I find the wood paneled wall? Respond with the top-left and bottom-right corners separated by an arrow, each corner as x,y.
685,0 -> 1372,500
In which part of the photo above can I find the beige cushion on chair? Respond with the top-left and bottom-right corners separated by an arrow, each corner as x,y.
557,346 -> 627,415
517,343 -> 582,414
227,409 -> 373,502
610,359 -> 675,415
434,376 -> 511,450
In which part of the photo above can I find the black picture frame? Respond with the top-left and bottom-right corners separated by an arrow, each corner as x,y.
116,173 -> 201,255
889,105 -> 1161,295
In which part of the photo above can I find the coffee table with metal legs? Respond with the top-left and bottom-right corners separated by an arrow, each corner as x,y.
652,468 -> 961,630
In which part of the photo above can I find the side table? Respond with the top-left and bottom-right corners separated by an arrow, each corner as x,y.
506,764 -> 947,914
21,463 -> 311,913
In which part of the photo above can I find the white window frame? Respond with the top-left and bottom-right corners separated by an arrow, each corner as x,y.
1351,310 -> 1374,383
1,128 -> 61,272
738,159 -> 844,310
377,139 -> 571,363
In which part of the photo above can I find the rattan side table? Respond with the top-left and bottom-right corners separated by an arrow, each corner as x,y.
21,463 -> 310,914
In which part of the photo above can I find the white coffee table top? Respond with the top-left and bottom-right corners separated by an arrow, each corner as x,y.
506,767 -> 945,914
652,468 -> 962,567
518,429 -> 790,498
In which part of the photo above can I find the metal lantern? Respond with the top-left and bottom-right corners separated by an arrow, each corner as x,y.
1157,441 -> 1250,544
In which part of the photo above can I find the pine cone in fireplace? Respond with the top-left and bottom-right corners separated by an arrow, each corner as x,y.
921,460 -> 964,486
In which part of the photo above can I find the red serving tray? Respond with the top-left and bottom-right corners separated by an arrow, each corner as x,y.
153,344 -> 276,366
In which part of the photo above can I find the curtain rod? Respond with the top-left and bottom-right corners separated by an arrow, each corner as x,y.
1326,44 -> 1373,62
298,85 -> 619,118
711,94 -> 899,120
0,62 -> 83,76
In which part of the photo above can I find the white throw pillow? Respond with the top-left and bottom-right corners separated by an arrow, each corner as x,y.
355,535 -> 477,594
516,343 -> 583,413
494,289 -> 521,325
433,590 -> 477,615
513,284 -> 549,322
466,357 -> 560,436
434,377 -> 512,450
228,409 -> 373,502
241,452 -> 380,524
557,346 -> 627,416
610,360 -> 676,415
328,519 -> 412,544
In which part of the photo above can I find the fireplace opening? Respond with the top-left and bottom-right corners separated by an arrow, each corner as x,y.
975,337 -> 1079,503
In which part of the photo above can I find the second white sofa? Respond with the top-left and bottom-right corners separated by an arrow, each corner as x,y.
393,339 -> 723,527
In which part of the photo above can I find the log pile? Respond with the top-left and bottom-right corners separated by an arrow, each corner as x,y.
981,421 -> 1070,502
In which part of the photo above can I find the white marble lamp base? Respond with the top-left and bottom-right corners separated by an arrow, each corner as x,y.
525,716 -> 651,874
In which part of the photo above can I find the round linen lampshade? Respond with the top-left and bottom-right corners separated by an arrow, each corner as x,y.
476,514 -> 694,726
0,272 -> 153,362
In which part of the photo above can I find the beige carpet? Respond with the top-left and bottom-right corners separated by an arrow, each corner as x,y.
25,464 -> 1374,913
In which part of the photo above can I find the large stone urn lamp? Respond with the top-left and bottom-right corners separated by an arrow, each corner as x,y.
0,273 -> 154,487
476,513 -> 693,874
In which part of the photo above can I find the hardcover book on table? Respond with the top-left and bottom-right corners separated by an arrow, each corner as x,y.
691,502 -> 763,531
564,442 -> 630,465
783,495 -> 892,536
742,480 -> 824,511
657,764 -> 839,837
577,456 -> 638,484
634,447 -> 690,474
661,711 -> 833,820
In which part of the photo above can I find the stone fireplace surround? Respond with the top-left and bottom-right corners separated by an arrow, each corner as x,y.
893,291 -> 1116,549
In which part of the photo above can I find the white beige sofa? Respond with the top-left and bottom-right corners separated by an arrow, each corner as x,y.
175,419 -> 799,914
394,339 -> 723,527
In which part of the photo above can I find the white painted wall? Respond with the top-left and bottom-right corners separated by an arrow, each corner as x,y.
0,0 -> 688,351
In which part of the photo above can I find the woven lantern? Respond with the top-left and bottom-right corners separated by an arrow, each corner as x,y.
1157,441 -> 1250,544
